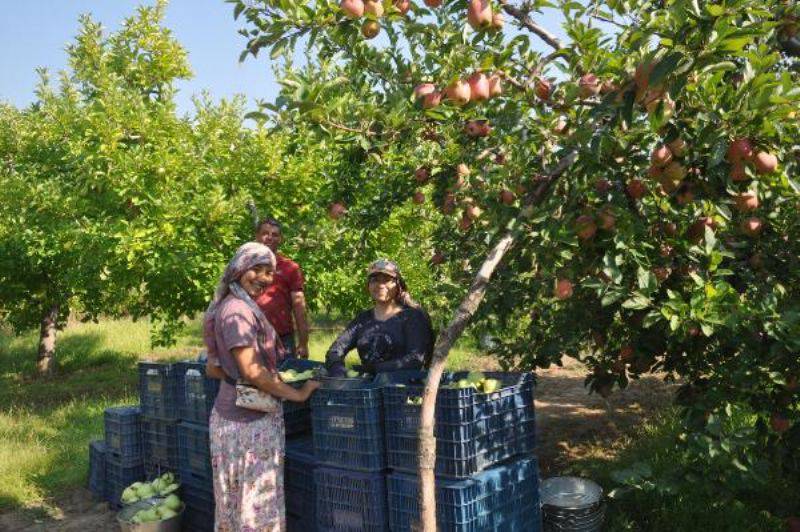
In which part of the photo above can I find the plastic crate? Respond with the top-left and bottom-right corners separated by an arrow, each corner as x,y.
177,421 -> 212,486
182,484 -> 215,532
139,362 -> 179,421
311,379 -> 385,472
104,406 -> 142,465
176,361 -> 220,424
387,456 -> 542,532
142,416 -> 179,470
383,372 -> 535,478
88,439 -> 106,500
105,456 -> 145,509
280,358 -> 324,436
315,466 -> 388,532
285,437 -> 317,522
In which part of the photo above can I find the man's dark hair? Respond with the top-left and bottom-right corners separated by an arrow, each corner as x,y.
256,217 -> 282,232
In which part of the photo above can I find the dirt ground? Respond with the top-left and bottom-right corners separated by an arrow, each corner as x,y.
0,356 -> 676,531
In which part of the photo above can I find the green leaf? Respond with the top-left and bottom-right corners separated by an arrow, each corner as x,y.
622,293 -> 651,309
705,4 -> 724,16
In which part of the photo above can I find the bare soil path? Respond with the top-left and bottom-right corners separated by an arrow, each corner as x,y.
0,357 -> 675,531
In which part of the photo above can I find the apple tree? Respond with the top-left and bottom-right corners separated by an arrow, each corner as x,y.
230,0 -> 800,526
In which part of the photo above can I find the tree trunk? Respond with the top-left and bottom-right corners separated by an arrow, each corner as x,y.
36,303 -> 60,376
415,151 -> 577,531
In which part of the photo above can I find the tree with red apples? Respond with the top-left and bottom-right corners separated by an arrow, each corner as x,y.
229,0 -> 800,527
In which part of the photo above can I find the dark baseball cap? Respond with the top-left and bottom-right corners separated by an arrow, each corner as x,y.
367,259 -> 400,278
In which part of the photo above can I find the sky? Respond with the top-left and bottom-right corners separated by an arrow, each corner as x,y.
0,1 -> 572,117
0,0 -> 279,115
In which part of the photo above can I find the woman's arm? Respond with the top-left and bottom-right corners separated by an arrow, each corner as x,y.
232,346 -> 319,402
205,360 -> 226,380
325,314 -> 364,376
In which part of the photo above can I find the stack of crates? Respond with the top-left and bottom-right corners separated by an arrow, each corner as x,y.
382,370 -> 541,531
285,436 -> 318,531
88,439 -> 106,501
138,362 -> 179,478
103,406 -> 145,508
311,377 -> 389,531
175,360 -> 219,531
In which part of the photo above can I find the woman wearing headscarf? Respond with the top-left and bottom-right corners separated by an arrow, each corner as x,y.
203,242 -> 320,531
326,259 -> 435,376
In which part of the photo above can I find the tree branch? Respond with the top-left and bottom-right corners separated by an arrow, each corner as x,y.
498,0 -> 563,51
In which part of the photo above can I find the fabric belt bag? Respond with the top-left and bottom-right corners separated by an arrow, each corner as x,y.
224,375 -> 282,414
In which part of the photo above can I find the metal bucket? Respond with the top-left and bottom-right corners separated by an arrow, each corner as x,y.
117,498 -> 184,532
540,476 -> 605,532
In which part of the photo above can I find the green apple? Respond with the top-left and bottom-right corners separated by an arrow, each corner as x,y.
346,369 -> 360,378
160,482 -> 179,495
457,379 -> 475,389
158,507 -> 178,520
466,371 -> 485,384
136,485 -> 155,499
481,378 -> 500,393
163,494 -> 182,511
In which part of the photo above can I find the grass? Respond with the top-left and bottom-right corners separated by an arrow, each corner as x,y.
564,408 -> 797,531
0,316 -> 483,515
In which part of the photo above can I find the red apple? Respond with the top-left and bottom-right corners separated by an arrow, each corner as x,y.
634,61 -> 654,91
740,216 -> 764,237
553,116 -> 568,135
688,216 -> 716,242
361,20 -> 380,38
667,137 -> 687,158
430,251 -> 445,265
340,0 -> 365,17
328,202 -> 347,220
423,0 -> 441,6
770,412 -> 790,433
647,164 -> 663,180
734,191 -> 759,211
414,167 -> 430,183
467,72 -> 490,101
491,11 -> 504,30
752,151 -> 778,175
412,191 -> 425,204
413,83 -> 436,99
464,120 -> 491,138
626,179 -> 647,199
444,80 -> 471,105
676,187 -> 694,205
464,203 -> 483,221
575,214 -> 597,241
394,0 -> 411,15
662,161 -> 686,183
488,73 -> 503,97
595,179 -> 612,193
578,73 -> 601,98
600,80 -> 617,94
598,209 -> 616,230
422,91 -> 442,109
651,144 -> 673,167
554,278 -> 574,300
652,266 -> 670,282
535,78 -> 551,101
620,345 -> 635,362
467,0 -> 492,30
499,189 -> 515,205
442,192 -> 456,214
458,214 -> 473,231
726,138 -> 754,163
364,0 -> 384,16
786,516 -> 800,532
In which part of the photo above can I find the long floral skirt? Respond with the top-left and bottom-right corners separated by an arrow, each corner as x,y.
209,409 -> 285,532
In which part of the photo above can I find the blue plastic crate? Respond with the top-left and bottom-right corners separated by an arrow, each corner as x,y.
311,379 -> 385,472
105,456 -> 144,509
177,421 -> 212,486
139,362 -> 179,421
88,439 -> 106,500
176,361 -> 220,424
386,418 -> 536,478
142,416 -> 179,470
387,456 -> 542,532
314,466 -> 388,532
104,406 -> 142,465
182,484 -> 215,532
285,436 -> 317,523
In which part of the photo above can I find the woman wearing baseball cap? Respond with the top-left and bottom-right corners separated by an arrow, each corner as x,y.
325,259 -> 434,376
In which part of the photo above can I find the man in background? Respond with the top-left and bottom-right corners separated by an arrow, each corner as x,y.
254,217 -> 310,359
